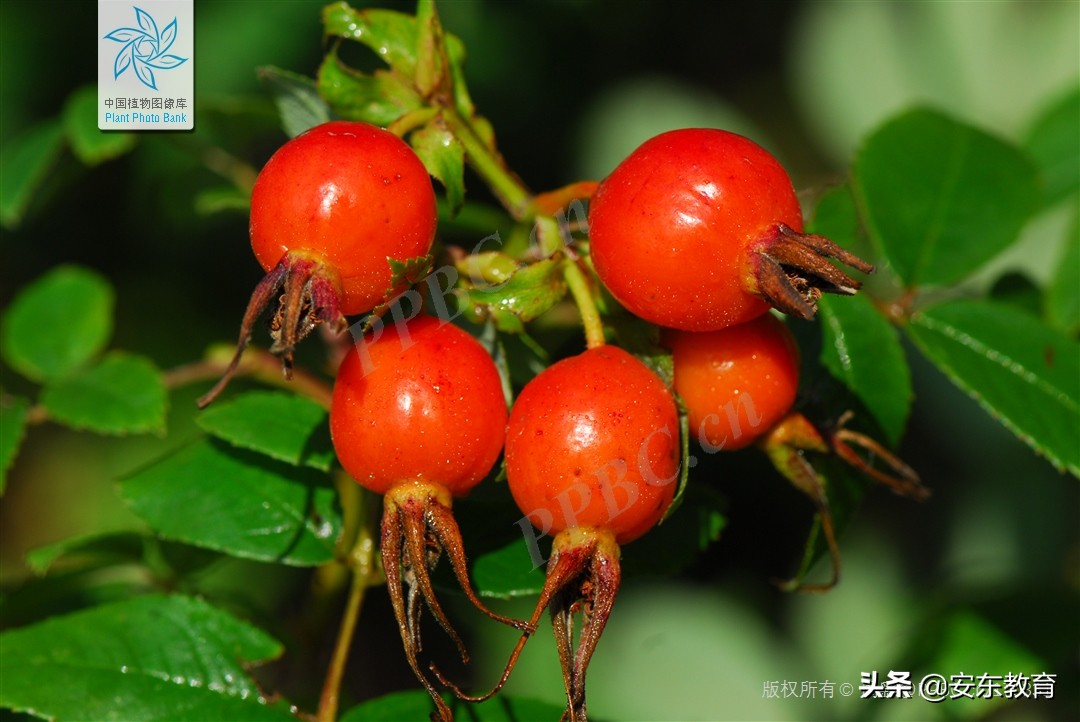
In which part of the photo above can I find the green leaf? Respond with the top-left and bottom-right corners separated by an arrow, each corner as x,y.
1046,211 -> 1079,336
989,272 -> 1044,319
196,390 -> 334,471
411,117 -> 465,215
1024,86 -> 1080,207
0,118 -> 65,229
781,453 -> 873,590
340,689 -> 566,722
609,314 -> 672,385
359,255 -> 437,335
1,265 -> 114,382
901,608 -> 1048,721
120,439 -> 342,566
932,609 -> 1046,676
321,1 -> 479,128
26,531 -> 148,576
386,254 -> 435,294
0,564 -> 148,632
819,294 -> 913,446
340,689 -> 436,722
414,0 -> 440,86
472,481 -> 725,600
322,3 -> 419,77
808,183 -> 863,248
62,85 -> 136,165
623,480 -> 726,578
472,538 -> 546,599
40,352 -> 167,435
255,66 -> 332,139
26,531 -> 220,582
0,594 -> 296,722
853,108 -> 1040,287
316,51 -> 422,127
467,257 -> 569,329
807,183 -> 885,293
414,0 -> 451,99
907,299 -> 1080,475
0,395 -> 30,495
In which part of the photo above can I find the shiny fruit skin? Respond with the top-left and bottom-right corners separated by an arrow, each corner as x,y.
330,315 -> 507,496
506,345 -> 679,545
588,128 -> 804,331
667,313 -> 799,451
250,121 -> 438,315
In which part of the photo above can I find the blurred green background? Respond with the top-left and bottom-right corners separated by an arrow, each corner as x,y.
1,1 -> 1077,720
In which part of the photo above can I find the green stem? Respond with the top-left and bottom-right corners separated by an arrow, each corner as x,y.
563,259 -> 607,350
316,489 -> 381,722
387,107 -> 439,138
534,215 -> 606,349
440,93 -> 604,347
441,108 -> 532,220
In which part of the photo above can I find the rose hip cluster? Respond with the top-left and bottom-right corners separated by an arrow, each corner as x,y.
588,129 -> 927,594
200,121 -> 927,722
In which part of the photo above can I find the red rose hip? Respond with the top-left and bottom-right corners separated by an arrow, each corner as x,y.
330,315 -> 527,721
199,121 -> 437,407
587,128 -> 874,331
441,345 -> 679,721
250,121 -> 437,317
505,344 -> 680,544
667,313 -> 800,451
331,316 -> 506,497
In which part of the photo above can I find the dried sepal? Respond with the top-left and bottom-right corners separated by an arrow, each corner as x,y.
760,411 -> 928,593
750,224 -> 875,320
197,251 -> 345,408
434,527 -> 619,722
382,479 -> 531,722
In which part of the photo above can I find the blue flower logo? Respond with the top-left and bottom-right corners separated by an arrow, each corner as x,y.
104,7 -> 188,91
